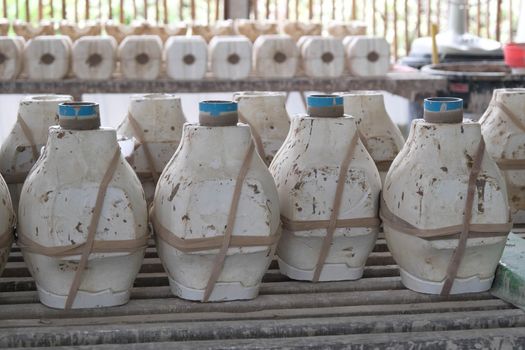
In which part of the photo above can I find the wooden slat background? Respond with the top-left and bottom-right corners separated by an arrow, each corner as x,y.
0,0 -> 518,61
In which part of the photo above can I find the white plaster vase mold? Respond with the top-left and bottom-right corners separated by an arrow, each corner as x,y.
18,102 -> 148,309
164,36 -> 208,81
270,94 -> 381,282
151,100 -> 281,302
382,97 -> 511,295
480,88 -> 525,228
340,91 -> 405,184
0,36 -> 25,80
117,93 -> 186,204
233,91 -> 290,165
0,94 -> 73,210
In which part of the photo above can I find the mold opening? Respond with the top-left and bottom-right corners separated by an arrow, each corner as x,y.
40,53 -> 55,65
86,53 -> 103,67
183,54 -> 196,65
321,52 -> 334,63
273,51 -> 287,63
367,51 -> 379,62
227,53 -> 240,65
135,53 -> 150,65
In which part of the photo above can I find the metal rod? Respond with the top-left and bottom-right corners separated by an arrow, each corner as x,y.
215,0 -> 219,20
295,0 -> 298,20
50,0 -> 54,17
286,0 -> 289,19
331,0 -> 335,20
62,0 -> 66,18
191,0 -> 195,20
144,0 -> 147,19
309,0 -> 313,20
265,0 -> 269,19
416,0 -> 421,36
15,0 -> 19,19
351,0 -> 356,20
163,0 -> 167,22
3,0 -> 7,18
86,0 -> 90,19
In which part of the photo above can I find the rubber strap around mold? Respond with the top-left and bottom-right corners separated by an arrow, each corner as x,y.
0,229 -> 13,249
238,111 -> 268,166
440,138 -> 486,296
379,196 -> 511,239
313,132 -> 359,282
151,216 -> 280,253
17,114 -> 39,162
17,233 -> 148,257
64,148 -> 121,310
127,113 -> 160,184
493,101 -> 525,133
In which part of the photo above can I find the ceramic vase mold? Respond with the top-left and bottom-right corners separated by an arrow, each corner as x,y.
18,102 -> 148,309
118,35 -> 162,80
326,21 -> 367,38
300,36 -> 345,78
164,36 -> 208,81
0,36 -> 25,80
343,36 -> 390,77
480,88 -> 525,228
340,91 -> 405,183
0,94 -> 73,210
117,93 -> 186,204
0,175 -> 15,278
12,20 -> 55,40
270,95 -> 381,282
234,19 -> 278,42
151,101 -> 281,302
253,34 -> 299,78
59,20 -> 102,41
280,21 -> 322,42
72,36 -> 117,80
233,91 -> 290,165
382,97 -> 511,295
190,20 -> 235,43
24,35 -> 73,80
209,36 -> 252,80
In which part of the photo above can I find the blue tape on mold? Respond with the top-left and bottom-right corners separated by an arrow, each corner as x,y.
307,95 -> 343,108
199,101 -> 237,117
58,102 -> 99,119
424,97 -> 463,112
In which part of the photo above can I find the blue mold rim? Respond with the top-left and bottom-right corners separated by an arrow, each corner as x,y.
307,94 -> 343,108
58,102 -> 99,118
199,100 -> 238,117
424,97 -> 463,113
